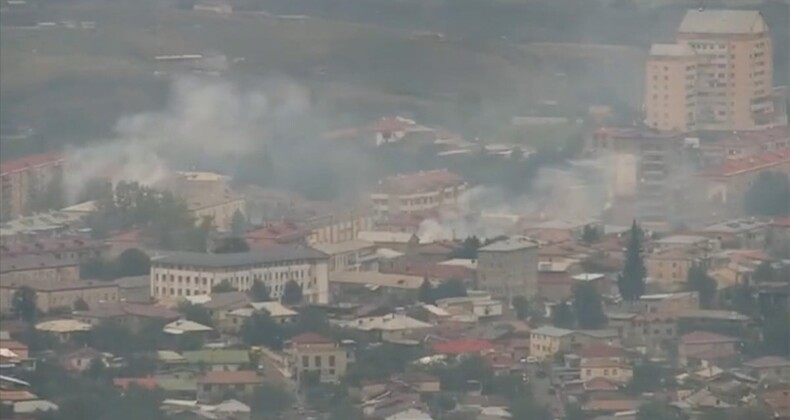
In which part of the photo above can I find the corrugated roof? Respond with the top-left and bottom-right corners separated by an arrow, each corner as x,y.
678,10 -> 766,35
152,245 -> 327,268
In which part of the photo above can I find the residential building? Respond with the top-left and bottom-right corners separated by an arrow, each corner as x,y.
188,195 -> 246,233
698,149 -> 790,215
113,275 -> 151,303
529,326 -> 575,360
196,371 -> 263,403
312,239 -> 378,273
742,356 -> 790,381
329,270 -> 425,304
304,205 -> 375,245
223,301 -> 298,333
645,247 -> 705,283
0,238 -> 103,284
168,171 -> 247,232
435,291 -> 503,320
73,301 -> 180,331
675,10 -> 775,130
477,236 -> 539,301
697,218 -> 771,248
149,246 -> 329,303
698,126 -> 790,165
356,230 -> 421,253
0,153 -> 65,221
578,345 -> 633,384
285,333 -> 348,384
679,331 -> 740,367
0,279 -> 119,314
644,43 -> 698,131
339,313 -> 433,343
35,319 -> 92,343
607,312 -> 678,356
371,169 -> 466,219
183,350 -> 250,372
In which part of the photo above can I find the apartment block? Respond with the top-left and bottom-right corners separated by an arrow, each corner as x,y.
285,333 -> 348,384
149,245 -> 329,303
477,236 -> 539,301
0,153 -> 65,221
371,169 -> 466,219
645,43 -> 698,131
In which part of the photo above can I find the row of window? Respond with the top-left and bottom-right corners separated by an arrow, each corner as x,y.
301,355 -> 337,368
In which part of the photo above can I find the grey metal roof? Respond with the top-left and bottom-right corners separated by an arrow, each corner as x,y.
152,245 -> 327,268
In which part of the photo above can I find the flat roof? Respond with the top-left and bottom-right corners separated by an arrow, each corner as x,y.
479,236 -> 538,252
152,245 -> 327,268
311,239 -> 374,255
531,326 -> 573,337
649,43 -> 695,57
330,271 -> 425,289
678,9 -> 767,35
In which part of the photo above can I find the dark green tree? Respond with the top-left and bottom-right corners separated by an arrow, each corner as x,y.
249,280 -> 272,302
250,382 -> 294,418
629,360 -> 673,393
761,307 -> 790,356
744,171 -> 790,217
687,263 -> 717,308
573,283 -> 606,329
581,224 -> 601,244
552,300 -> 575,329
177,302 -> 213,327
114,248 -> 151,277
73,298 -> 90,311
230,209 -> 248,236
618,220 -> 646,301
512,295 -> 530,320
281,280 -> 303,305
240,312 -> 286,350
212,279 -> 237,293
451,236 -> 481,259
212,237 -> 250,253
433,278 -> 467,300
418,278 -> 435,304
12,286 -> 37,323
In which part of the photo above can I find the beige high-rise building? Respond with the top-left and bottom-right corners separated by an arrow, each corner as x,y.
645,9 -> 775,132
645,44 -> 698,132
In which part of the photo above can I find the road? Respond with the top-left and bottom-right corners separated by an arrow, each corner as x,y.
523,362 -> 565,419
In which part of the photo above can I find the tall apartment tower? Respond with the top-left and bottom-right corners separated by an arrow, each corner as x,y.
645,9 -> 774,132
645,44 -> 699,132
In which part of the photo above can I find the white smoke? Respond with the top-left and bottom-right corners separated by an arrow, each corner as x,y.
63,76 -> 310,202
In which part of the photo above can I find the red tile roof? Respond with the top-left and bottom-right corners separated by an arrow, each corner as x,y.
772,216 -> 790,228
578,344 -> 625,359
700,149 -> 790,177
680,330 -> 738,345
378,169 -> 464,195
763,390 -> 790,415
113,377 -> 159,390
290,332 -> 334,345
245,221 -> 307,244
197,371 -> 264,385
432,339 -> 495,355
582,398 -> 639,413
0,153 -> 64,175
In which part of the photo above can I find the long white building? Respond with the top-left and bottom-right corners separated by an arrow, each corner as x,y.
150,246 -> 329,304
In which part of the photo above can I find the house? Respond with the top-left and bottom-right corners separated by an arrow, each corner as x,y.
761,389 -> 790,420
285,333 -> 348,384
199,291 -> 250,326
73,301 -> 180,332
35,319 -> 92,343
182,350 -> 250,372
529,326 -> 575,360
223,301 -> 298,333
329,271 -> 425,304
679,331 -> 740,367
698,218 -> 771,249
607,312 -> 678,357
431,339 -> 495,356
578,345 -> 633,384
113,377 -> 160,391
0,279 -> 119,314
435,291 -> 503,320
312,239 -> 378,273
0,339 -> 28,359
163,319 -> 214,348
339,313 -> 433,343
196,371 -> 263,403
742,356 -> 790,381
357,230 -> 421,253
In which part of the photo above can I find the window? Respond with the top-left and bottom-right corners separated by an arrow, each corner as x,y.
329,356 -> 335,367
302,356 -> 309,368
315,356 -> 321,367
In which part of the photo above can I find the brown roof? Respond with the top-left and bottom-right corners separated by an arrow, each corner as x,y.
583,398 -> 639,412
197,371 -> 263,385
579,344 -> 625,359
378,169 -> 464,195
290,332 -> 334,345
0,339 -> 28,351
74,302 -> 179,320
681,331 -> 739,345
0,390 -> 38,402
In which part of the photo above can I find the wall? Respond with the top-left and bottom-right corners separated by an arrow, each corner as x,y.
478,247 -> 538,300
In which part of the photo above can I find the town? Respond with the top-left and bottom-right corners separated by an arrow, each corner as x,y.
1,2 -> 790,420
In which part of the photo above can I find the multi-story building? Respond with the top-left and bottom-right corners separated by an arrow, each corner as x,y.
196,371 -> 263,403
168,171 -> 247,232
0,153 -> 65,221
530,326 -> 575,360
149,245 -> 329,303
285,333 -> 348,384
0,279 -> 119,314
676,10 -> 774,130
371,169 -> 466,219
312,239 -> 378,273
305,205 -> 375,245
645,43 -> 698,132
698,149 -> 790,215
477,236 -> 539,301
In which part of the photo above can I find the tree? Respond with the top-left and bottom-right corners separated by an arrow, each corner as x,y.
618,220 -> 646,301
512,295 -> 529,320
80,257 -> 115,281
230,210 -> 248,237
552,300 -> 575,329
12,286 -> 37,323
114,248 -> 151,277
629,360 -> 672,393
249,280 -> 272,302
581,224 -> 601,244
240,312 -> 286,350
212,237 -> 250,254
212,280 -> 237,293
687,263 -> 717,308
509,398 -> 552,420
73,298 -> 90,311
636,401 -> 682,420
250,382 -> 293,419
761,307 -> 790,356
281,280 -> 303,305
573,283 -> 606,329
177,303 -> 213,327
451,236 -> 481,259
418,278 -> 435,304
433,278 -> 467,300
744,171 -> 790,217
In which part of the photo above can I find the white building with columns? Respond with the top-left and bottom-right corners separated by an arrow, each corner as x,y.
150,246 -> 329,304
